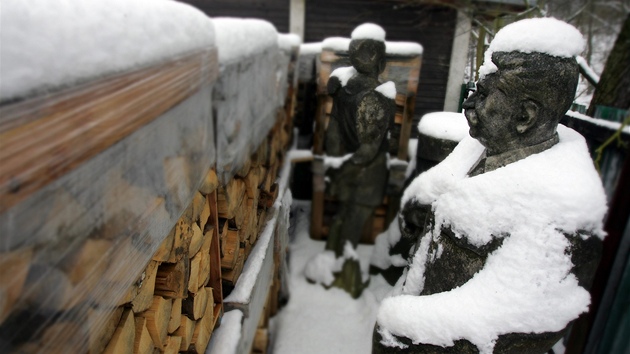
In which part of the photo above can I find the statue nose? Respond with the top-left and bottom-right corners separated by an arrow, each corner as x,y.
462,95 -> 476,109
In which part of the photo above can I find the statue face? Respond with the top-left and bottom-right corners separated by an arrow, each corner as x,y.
349,39 -> 384,75
462,73 -> 522,155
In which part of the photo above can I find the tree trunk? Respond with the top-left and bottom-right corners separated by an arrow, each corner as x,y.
587,13 -> 630,117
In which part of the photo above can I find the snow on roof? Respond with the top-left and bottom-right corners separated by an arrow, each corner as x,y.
479,17 -> 585,79
213,17 -> 278,65
351,23 -> 386,42
386,42 -> 424,56
1,0 -> 215,101
330,66 -> 357,87
299,42 -> 324,56
417,112 -> 469,142
278,33 -> 302,51
375,81 -> 397,99
383,125 -> 607,353
566,110 -> 630,134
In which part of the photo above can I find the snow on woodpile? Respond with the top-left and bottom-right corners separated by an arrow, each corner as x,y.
206,310 -> 244,354
479,17 -> 585,79
386,42 -> 424,56
417,112 -> 469,142
0,0 -> 215,101
278,33 -> 302,51
380,126 -> 607,353
297,43 -> 322,82
212,18 -> 282,184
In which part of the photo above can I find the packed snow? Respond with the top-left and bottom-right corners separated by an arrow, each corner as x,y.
322,153 -> 353,169
375,81 -> 397,99
385,42 -> 424,56
382,126 -> 607,353
205,310 -> 243,353
212,18 -> 278,65
351,23 -> 386,42
278,33 -> 302,51
322,37 -> 352,52
299,42 -> 324,56
479,18 -> 585,79
417,112 -> 469,142
330,66 -> 357,87
270,201 -> 393,354
0,0 -> 215,101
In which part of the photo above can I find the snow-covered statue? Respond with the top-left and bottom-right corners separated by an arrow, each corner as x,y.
305,23 -> 396,298
373,18 -> 607,353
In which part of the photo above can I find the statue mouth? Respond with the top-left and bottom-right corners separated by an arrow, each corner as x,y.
464,109 -> 478,126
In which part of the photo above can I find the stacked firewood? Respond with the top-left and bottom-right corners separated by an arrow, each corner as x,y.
102,169 -> 222,354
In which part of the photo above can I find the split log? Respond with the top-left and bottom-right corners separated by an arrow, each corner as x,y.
222,249 -> 245,285
198,169 -> 219,196
41,321 -> 86,354
164,336 -> 182,354
244,166 -> 262,199
200,196 -> 211,233
87,306 -> 124,354
220,229 -> 240,270
188,222 -> 204,258
189,287 -> 215,354
235,155 -> 252,178
152,228 -> 175,262
133,316 -> 155,354
217,178 -> 246,219
191,192 -> 206,223
167,210 -> 193,263
182,286 -> 208,320
173,316 -> 195,351
0,247 -> 32,323
155,256 -> 190,299
163,156 -> 192,211
195,230 -> 213,290
104,309 -> 135,354
219,218 -> 229,257
253,328 -> 269,354
138,296 -> 172,349
130,260 -> 159,313
259,183 -> 278,209
168,298 -> 182,334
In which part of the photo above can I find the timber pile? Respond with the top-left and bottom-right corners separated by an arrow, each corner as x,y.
103,169 -> 223,354
310,38 -> 423,243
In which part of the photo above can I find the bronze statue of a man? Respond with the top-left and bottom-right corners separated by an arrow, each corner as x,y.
373,18 -> 607,353
306,24 -> 396,298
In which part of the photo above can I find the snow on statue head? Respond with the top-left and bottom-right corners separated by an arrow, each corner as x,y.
373,18 -> 607,354
348,23 -> 387,76
465,18 -> 584,157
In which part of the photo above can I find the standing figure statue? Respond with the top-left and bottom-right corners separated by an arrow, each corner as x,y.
373,18 -> 607,353
305,23 -> 396,298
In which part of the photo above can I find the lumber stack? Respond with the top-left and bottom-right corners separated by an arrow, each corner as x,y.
310,37 -> 423,242
102,169 -> 223,354
0,48 -> 219,353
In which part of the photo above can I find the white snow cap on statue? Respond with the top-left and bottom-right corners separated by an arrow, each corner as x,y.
351,23 -> 386,41
478,17 -> 585,79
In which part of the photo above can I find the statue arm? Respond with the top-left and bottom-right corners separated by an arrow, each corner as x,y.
325,115 -> 343,157
351,92 -> 391,165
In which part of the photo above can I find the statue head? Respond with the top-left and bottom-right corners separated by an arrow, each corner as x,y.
349,23 -> 387,77
463,18 -> 583,156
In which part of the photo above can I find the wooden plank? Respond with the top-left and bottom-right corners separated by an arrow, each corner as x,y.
0,49 -> 218,213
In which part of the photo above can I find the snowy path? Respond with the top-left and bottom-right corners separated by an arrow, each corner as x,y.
270,200 -> 393,354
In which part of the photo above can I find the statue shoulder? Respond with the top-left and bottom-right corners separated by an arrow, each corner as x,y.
327,76 -> 342,95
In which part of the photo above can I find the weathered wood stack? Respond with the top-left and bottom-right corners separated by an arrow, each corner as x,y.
103,170 -> 223,354
310,37 -> 423,242
0,8 -> 297,354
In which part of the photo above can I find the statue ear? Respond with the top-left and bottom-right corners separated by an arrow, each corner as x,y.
516,99 -> 539,134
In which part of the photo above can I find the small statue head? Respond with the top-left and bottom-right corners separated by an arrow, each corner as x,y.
349,23 -> 387,77
463,18 -> 583,156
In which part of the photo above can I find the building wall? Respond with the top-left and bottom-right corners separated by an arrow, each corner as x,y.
183,0 -> 290,33
180,0 -> 457,134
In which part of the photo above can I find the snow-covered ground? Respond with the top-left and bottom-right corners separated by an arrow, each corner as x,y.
270,200 -> 393,354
